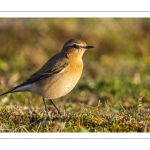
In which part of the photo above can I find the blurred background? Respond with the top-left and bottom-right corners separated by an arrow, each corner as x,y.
0,18 -> 150,112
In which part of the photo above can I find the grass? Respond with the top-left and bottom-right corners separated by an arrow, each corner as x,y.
0,97 -> 149,132
0,18 -> 150,132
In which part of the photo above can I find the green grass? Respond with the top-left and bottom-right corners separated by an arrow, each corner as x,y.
0,18 -> 150,132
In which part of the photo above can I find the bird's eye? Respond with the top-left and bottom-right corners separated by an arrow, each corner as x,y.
72,44 -> 79,49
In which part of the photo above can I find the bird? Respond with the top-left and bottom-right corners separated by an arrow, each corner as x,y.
0,39 -> 94,119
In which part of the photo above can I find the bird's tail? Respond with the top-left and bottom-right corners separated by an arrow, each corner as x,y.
0,83 -> 31,97
0,88 -> 15,96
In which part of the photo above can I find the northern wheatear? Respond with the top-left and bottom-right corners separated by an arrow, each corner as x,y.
0,39 -> 94,119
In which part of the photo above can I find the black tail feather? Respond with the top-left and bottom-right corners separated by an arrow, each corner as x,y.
0,91 -> 11,96
0,81 -> 30,97
0,88 -> 16,96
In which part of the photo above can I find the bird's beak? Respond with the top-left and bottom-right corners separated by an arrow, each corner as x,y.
85,45 -> 94,49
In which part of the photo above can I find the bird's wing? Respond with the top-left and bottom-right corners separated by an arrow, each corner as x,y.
22,61 -> 68,85
14,54 -> 69,88
26,63 -> 68,83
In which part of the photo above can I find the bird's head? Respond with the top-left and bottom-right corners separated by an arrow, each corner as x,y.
61,39 -> 94,59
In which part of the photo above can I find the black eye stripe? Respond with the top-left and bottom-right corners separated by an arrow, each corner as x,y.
72,44 -> 80,48
67,44 -> 88,49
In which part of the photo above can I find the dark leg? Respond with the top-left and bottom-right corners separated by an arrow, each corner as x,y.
50,99 -> 61,116
43,98 -> 50,120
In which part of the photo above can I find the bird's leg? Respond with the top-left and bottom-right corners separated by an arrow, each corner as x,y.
42,98 -> 50,120
49,99 -> 62,116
